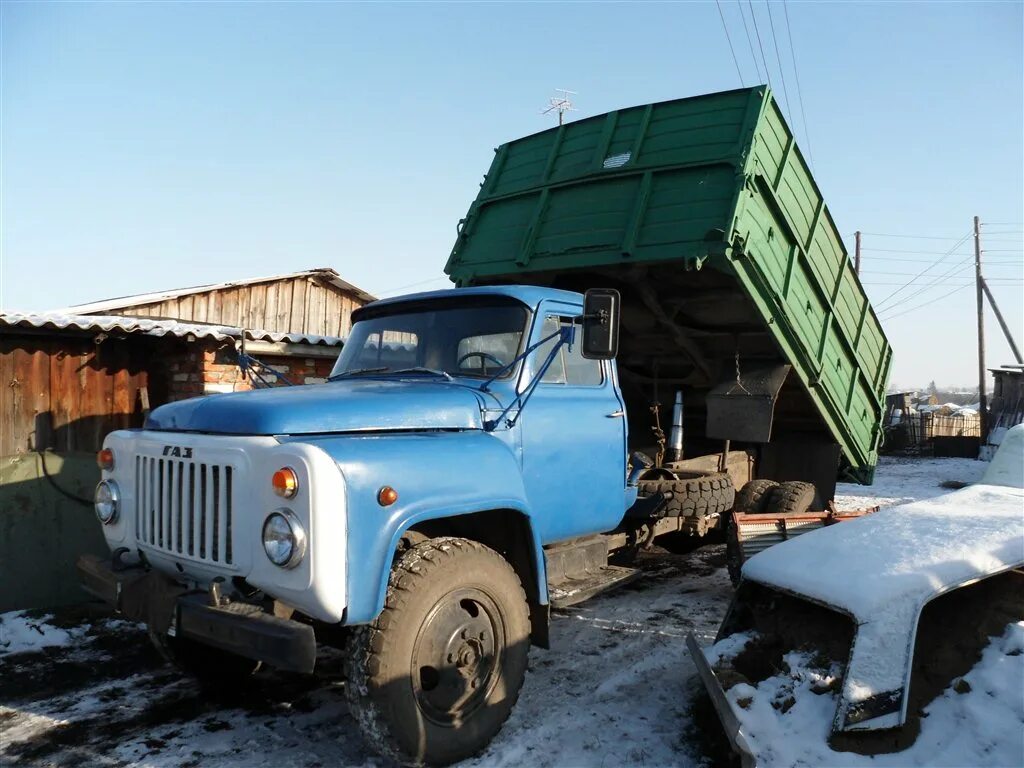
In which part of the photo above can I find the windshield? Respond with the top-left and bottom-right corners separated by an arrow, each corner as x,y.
330,298 -> 529,380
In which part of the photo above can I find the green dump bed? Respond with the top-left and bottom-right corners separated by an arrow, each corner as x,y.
445,86 -> 892,482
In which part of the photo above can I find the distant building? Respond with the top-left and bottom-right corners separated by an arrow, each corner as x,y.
983,365 -> 1024,458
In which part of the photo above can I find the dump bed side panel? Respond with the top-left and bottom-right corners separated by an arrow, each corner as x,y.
449,88 -> 756,277
727,95 -> 891,474
446,87 -> 891,480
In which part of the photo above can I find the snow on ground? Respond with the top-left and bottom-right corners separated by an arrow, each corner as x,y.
0,612 -> 81,656
834,454 -> 987,511
708,622 -> 1024,768
0,454 -> 1000,768
0,546 -> 733,768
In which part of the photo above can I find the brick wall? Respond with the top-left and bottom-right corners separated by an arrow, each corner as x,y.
166,342 -> 339,402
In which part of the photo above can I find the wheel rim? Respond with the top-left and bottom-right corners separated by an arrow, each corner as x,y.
411,587 -> 504,725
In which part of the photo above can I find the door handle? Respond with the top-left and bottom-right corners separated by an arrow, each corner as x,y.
606,410 -> 625,418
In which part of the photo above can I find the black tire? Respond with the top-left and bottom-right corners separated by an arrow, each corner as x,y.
149,629 -> 261,685
636,472 -> 735,520
733,479 -> 780,514
344,537 -> 530,766
764,481 -> 818,515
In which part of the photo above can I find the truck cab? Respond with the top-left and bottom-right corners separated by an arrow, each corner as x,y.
80,285 -> 645,766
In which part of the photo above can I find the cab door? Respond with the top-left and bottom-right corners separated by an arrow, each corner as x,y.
517,300 -> 628,542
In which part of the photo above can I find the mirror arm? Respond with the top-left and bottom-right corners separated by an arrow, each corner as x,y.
479,327 -> 563,393
483,327 -> 570,431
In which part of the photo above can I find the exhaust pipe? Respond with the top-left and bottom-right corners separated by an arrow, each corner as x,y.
669,390 -> 684,462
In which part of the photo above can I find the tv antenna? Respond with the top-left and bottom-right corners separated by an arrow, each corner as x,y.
542,89 -> 577,125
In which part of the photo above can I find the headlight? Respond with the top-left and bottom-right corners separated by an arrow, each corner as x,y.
262,509 -> 306,569
94,481 -> 120,524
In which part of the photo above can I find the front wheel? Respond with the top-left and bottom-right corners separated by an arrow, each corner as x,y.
344,537 -> 530,766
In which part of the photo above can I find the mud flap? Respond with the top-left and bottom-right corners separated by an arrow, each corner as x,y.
685,633 -> 757,768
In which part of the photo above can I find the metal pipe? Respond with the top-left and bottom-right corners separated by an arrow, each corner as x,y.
670,390 -> 684,462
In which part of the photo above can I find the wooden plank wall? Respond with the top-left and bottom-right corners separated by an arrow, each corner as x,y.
0,335 -> 155,456
105,276 -> 367,337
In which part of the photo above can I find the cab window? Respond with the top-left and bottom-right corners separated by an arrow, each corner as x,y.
538,316 -> 603,386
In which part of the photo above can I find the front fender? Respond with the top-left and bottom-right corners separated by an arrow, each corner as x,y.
288,431 -> 546,625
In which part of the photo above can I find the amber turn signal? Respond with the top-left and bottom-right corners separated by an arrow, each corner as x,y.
97,448 -> 115,471
272,467 -> 299,499
378,486 -> 398,506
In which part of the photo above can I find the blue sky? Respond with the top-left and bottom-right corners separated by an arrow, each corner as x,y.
2,0 -> 1021,387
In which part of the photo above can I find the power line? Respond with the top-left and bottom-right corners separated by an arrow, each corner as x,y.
375,275 -> 451,297
855,231 -> 970,240
746,0 -> 773,90
716,0 -> 745,86
862,254 -> 1019,264
880,283 -> 974,322
862,247 -> 976,256
872,231 -> 972,310
782,0 -> 814,169
877,255 -> 976,313
863,269 -> 1013,277
737,0 -> 764,83
765,0 -> 794,126
866,279 -> 1022,286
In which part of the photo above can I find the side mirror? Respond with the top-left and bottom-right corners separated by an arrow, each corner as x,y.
581,288 -> 621,360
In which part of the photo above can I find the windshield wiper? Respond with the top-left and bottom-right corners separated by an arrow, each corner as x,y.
327,367 -> 390,381
390,367 -> 454,381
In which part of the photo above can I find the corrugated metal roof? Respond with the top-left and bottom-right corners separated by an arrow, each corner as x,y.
60,267 -> 376,314
0,311 -> 344,347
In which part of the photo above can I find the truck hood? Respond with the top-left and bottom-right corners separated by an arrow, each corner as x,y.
145,379 -> 491,435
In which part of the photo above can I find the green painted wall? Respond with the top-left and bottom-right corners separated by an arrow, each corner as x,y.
1,452 -> 107,612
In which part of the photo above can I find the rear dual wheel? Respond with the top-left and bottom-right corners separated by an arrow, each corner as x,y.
344,537 -> 530,766
733,479 -> 820,515
727,479 -> 822,586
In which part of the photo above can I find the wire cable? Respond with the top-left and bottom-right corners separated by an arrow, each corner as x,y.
872,231 -> 972,310
855,231 -> 969,240
375,275 -> 451,297
877,255 -> 976,314
737,0 -> 765,83
716,0 -> 745,86
862,247 -> 976,256
880,283 -> 974,322
782,0 -> 815,169
746,0 -> 773,89
766,0 -> 794,126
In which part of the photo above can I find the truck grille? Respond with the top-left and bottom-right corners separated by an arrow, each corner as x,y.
135,456 -> 235,566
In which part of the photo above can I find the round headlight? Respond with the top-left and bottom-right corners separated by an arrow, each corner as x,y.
262,509 -> 306,569
94,481 -> 120,525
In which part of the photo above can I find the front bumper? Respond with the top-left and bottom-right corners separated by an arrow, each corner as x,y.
77,554 -> 317,674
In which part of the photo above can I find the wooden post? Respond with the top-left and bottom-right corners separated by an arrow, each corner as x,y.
974,216 -> 988,445
854,230 -> 861,274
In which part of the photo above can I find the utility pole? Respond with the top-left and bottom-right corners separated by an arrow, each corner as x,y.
854,231 -> 861,274
974,215 -> 988,444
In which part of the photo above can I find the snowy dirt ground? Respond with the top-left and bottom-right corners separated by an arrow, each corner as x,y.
0,456 -> 995,768
0,546 -> 734,768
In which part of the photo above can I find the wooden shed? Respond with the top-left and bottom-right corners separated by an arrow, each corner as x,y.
66,267 -> 375,339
